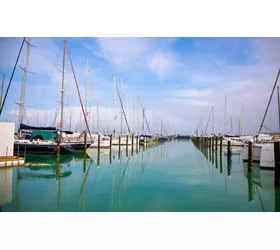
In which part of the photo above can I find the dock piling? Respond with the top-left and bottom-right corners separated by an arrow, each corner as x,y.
248,141 -> 253,171
227,140 -> 231,159
98,133 -> 101,152
110,134 -> 112,149
56,131 -> 61,157
220,136 -> 223,155
274,141 -> 280,185
84,132 -> 87,153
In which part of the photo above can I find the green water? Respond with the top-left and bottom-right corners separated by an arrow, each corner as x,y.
1,140 -> 279,212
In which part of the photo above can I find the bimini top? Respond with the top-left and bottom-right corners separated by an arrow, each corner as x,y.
20,123 -> 57,131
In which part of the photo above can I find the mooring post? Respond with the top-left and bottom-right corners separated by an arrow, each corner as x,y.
220,153 -> 223,174
131,134 -> 134,154
227,140 -> 231,159
98,133 -> 101,152
110,134 -> 112,149
136,135 -> 139,153
56,131 -> 61,157
97,150 -> 100,168
119,134 -> 121,152
126,134 -> 129,150
274,141 -> 280,185
212,136 -> 214,149
215,136 -> 218,151
215,150 -> 218,169
248,141 -> 253,171
84,131 -> 87,153
220,136 -> 223,154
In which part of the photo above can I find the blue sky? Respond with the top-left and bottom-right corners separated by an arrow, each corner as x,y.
0,37 -> 279,134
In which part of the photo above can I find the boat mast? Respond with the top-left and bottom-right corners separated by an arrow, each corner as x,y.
253,105 -> 256,136
18,37 -> 31,130
278,86 -> 280,133
230,116 -> 233,135
137,98 -> 139,134
60,40 -> 66,131
142,108 -> 145,134
238,117 -> 241,135
241,103 -> 244,136
97,101 -> 99,133
85,56 -> 89,123
115,83 -> 131,134
113,75 -> 116,134
0,74 -> 5,110
257,68 -> 280,137
224,94 -> 227,136
120,78 -> 123,135
212,108 -> 215,135
131,96 -> 133,133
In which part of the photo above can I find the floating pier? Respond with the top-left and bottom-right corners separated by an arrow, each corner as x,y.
0,156 -> 25,167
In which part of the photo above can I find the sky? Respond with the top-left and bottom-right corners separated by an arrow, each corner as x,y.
0,37 -> 279,135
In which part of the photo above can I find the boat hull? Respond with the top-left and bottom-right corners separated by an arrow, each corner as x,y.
243,144 -> 262,162
68,143 -> 91,152
14,143 -> 74,155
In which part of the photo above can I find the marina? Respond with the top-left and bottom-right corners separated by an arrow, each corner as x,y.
1,37 -> 280,212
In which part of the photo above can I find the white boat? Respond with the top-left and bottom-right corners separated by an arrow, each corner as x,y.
89,134 -> 110,148
222,139 -> 244,147
243,142 -> 275,169
112,135 -> 132,146
260,143 -> 274,169
243,143 -> 262,162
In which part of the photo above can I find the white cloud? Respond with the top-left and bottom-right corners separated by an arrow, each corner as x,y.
95,38 -> 152,67
171,88 -> 213,98
146,52 -> 177,78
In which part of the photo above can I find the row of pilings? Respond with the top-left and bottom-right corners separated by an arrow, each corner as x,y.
192,136 -> 280,186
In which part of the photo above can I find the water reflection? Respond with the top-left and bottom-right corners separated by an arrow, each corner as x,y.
0,140 -> 279,212
0,167 -> 12,211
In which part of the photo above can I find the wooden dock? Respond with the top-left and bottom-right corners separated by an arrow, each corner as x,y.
0,156 -> 25,167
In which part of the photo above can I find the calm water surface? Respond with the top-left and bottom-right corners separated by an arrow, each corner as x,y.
1,140 -> 279,212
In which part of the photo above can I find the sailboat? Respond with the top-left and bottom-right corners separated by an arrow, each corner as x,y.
243,68 -> 280,168
13,38 -> 74,155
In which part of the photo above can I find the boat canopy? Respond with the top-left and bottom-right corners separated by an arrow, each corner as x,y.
20,123 -> 56,131
30,130 -> 57,141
